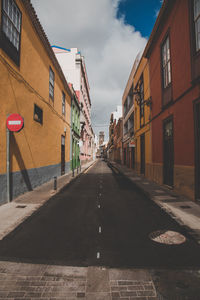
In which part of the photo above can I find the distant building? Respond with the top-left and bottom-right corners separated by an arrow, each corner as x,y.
99,131 -> 105,146
114,118 -> 123,164
69,84 -> 80,171
52,46 -> 93,165
108,106 -> 122,160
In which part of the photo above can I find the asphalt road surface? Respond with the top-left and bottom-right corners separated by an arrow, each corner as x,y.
0,160 -> 200,268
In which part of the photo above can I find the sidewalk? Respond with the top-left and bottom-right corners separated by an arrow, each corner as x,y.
0,160 -> 96,240
108,160 -> 200,244
0,261 -> 159,300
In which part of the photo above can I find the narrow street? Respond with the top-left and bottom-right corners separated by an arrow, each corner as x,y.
0,160 -> 200,269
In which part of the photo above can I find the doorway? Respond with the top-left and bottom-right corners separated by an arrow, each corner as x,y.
194,101 -> 200,201
131,147 -> 135,169
61,135 -> 65,175
140,134 -> 145,174
163,117 -> 174,186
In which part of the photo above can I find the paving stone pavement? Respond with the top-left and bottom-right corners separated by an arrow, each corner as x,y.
0,262 -> 158,299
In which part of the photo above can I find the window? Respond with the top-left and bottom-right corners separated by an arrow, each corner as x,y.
34,104 -> 43,124
161,36 -> 171,88
62,92 -> 65,116
49,67 -> 54,99
2,0 -> 21,50
1,0 -> 22,65
194,0 -> 200,51
72,105 -> 74,124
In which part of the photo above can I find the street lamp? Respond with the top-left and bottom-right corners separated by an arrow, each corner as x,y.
133,89 -> 152,109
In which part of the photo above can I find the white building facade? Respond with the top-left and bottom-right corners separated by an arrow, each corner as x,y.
52,46 -> 93,163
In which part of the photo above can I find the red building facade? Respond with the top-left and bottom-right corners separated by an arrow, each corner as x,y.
144,0 -> 200,201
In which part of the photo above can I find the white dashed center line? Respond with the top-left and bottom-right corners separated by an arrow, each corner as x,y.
97,252 -> 100,259
99,226 -> 102,234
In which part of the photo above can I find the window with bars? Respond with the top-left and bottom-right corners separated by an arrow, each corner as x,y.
139,77 -> 144,118
161,36 -> 171,89
194,0 -> 200,51
2,0 -> 21,51
49,67 -> 54,100
62,92 -> 65,116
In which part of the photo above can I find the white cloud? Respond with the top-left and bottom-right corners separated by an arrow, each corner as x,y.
31,0 -> 147,139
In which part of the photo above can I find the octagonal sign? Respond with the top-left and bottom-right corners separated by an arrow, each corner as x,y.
6,114 -> 24,132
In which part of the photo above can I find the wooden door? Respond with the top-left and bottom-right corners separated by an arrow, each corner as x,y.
131,147 -> 135,169
163,117 -> 174,186
140,134 -> 145,174
61,135 -> 65,175
195,102 -> 200,201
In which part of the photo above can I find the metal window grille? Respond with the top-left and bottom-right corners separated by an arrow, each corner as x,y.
62,92 -> 65,115
49,67 -> 54,99
162,36 -> 171,88
140,79 -> 144,117
194,0 -> 200,51
2,0 -> 21,50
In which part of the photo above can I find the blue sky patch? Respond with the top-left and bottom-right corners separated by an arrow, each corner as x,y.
117,0 -> 163,38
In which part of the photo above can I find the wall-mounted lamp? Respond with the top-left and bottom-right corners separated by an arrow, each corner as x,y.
133,89 -> 152,109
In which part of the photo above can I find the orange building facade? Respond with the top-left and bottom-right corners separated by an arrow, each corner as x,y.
0,0 -> 72,204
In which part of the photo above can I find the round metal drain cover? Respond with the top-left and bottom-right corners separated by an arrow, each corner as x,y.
149,230 -> 186,245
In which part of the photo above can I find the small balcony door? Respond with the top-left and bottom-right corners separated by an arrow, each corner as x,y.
163,117 -> 174,187
61,135 -> 65,175
140,134 -> 145,174
194,101 -> 200,201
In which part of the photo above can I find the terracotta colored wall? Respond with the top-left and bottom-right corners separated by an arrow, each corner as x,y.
149,0 -> 198,167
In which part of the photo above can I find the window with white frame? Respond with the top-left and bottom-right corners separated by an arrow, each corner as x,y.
161,36 -> 171,88
2,0 -> 21,50
62,92 -> 65,116
194,0 -> 200,51
49,67 -> 54,99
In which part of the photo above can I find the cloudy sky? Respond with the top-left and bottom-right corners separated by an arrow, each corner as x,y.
31,0 -> 162,140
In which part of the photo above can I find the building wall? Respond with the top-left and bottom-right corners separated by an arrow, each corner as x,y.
134,58 -> 151,178
71,95 -> 80,170
0,0 -> 71,204
147,0 -> 200,200
53,47 -> 93,164
53,48 -> 80,91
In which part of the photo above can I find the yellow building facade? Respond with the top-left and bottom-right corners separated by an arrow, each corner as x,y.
133,57 -> 152,178
0,0 -> 72,204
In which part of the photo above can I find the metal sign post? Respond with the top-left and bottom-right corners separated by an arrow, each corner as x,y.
6,113 -> 24,203
6,127 -> 10,203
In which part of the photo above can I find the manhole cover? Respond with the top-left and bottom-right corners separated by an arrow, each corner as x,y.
149,230 -> 186,245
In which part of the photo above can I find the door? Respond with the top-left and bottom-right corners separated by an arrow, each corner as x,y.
127,147 -> 130,167
61,135 -> 65,175
163,117 -> 174,186
195,101 -> 200,201
124,148 -> 126,165
131,147 -> 135,169
140,134 -> 145,174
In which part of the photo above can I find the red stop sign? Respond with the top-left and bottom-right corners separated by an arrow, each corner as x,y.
6,114 -> 24,132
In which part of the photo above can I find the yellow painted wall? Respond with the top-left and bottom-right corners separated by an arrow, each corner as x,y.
133,57 -> 152,177
0,0 -> 71,175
